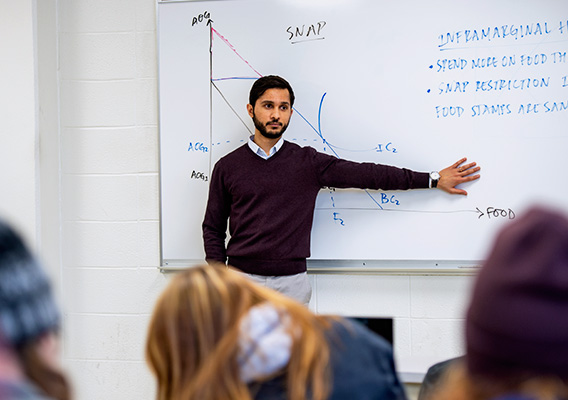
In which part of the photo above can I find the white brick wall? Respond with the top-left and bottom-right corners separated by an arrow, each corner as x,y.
57,0 -> 167,398
0,0 -> 476,398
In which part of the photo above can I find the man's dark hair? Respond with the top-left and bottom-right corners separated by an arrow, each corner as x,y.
249,75 -> 295,108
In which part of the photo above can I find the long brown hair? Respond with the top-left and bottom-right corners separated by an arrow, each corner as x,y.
146,264 -> 334,400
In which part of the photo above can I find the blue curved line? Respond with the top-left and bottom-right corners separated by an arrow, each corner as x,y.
315,94 -> 380,153
316,92 -> 338,158
317,93 -> 326,140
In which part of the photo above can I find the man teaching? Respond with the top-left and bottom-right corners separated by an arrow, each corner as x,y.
203,75 -> 481,305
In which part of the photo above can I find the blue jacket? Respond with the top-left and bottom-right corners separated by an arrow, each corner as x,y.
250,318 -> 407,400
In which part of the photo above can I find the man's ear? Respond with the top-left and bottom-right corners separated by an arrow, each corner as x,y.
246,103 -> 254,118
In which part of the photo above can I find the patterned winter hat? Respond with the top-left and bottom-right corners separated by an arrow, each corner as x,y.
0,220 -> 60,347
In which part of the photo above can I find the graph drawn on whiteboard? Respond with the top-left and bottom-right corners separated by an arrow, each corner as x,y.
158,0 -> 568,263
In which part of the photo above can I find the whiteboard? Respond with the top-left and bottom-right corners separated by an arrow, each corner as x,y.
158,0 -> 568,265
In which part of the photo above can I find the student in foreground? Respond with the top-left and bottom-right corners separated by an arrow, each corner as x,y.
145,264 -> 407,400
431,205 -> 568,400
0,220 -> 71,400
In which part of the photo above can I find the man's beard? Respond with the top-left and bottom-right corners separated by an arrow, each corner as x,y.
252,113 -> 289,139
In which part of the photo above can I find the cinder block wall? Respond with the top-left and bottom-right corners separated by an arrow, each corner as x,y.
57,0 -> 168,398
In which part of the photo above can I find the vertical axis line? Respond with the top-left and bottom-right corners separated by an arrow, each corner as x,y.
208,24 -> 214,175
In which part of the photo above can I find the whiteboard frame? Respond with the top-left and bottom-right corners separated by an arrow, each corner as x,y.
157,0 -> 568,270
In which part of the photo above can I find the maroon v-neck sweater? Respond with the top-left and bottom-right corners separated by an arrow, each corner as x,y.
203,141 -> 429,276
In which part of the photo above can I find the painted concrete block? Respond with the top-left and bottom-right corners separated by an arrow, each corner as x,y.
59,0 -> 137,33
60,33 -> 135,80
62,175 -> 139,221
64,314 -> 150,361
60,80 -> 136,127
63,222 -> 140,267
64,360 -> 155,400
410,275 -> 475,319
61,127 -> 158,174
63,267 -> 168,314
315,274 -> 411,318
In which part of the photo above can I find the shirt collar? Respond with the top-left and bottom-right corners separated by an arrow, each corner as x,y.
248,135 -> 284,160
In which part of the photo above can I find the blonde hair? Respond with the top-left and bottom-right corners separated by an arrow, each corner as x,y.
145,264 -> 334,400
431,360 -> 568,400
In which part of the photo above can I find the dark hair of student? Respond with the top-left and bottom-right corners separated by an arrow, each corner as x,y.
249,75 -> 295,108
431,206 -> 568,400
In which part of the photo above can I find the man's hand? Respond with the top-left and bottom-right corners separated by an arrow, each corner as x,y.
437,157 -> 481,195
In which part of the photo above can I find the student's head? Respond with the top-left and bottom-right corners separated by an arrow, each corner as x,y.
435,206 -> 568,400
247,76 -> 295,140
0,219 -> 70,400
146,264 -> 332,400
466,206 -> 568,380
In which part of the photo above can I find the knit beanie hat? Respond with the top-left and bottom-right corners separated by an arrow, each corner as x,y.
0,220 -> 60,347
466,206 -> 568,378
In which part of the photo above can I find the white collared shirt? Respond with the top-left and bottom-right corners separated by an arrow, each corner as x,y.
248,135 -> 284,160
